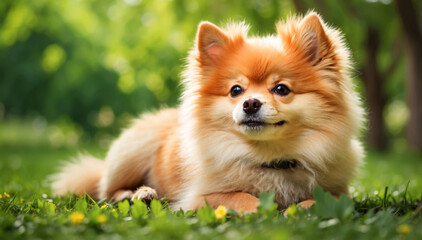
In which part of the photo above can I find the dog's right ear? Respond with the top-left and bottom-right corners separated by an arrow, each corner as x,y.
295,13 -> 331,65
196,22 -> 229,65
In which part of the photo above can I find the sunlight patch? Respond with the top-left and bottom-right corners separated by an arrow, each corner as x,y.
41,44 -> 66,73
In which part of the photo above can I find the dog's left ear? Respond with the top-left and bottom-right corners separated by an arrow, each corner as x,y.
296,13 -> 331,65
196,22 -> 230,65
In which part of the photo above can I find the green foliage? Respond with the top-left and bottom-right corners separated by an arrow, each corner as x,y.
1,187 -> 421,239
258,192 -> 278,216
131,199 -> 148,218
36,199 -> 56,216
196,205 -> 216,224
0,0 -> 298,139
150,199 -> 165,217
74,198 -> 88,212
117,199 -> 130,216
311,187 -> 354,220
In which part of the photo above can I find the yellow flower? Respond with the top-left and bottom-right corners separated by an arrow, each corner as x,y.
214,205 -> 227,219
4,192 -> 10,198
100,205 -> 107,209
112,209 -> 116,212
97,214 -> 107,224
397,224 -> 412,235
70,212 -> 85,225
0,194 -> 2,199
285,204 -> 297,217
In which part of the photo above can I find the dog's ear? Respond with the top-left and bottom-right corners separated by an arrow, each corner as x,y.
196,22 -> 229,65
295,13 -> 330,65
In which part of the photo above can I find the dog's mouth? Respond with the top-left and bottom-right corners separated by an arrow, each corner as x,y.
241,120 -> 286,128
274,120 -> 286,126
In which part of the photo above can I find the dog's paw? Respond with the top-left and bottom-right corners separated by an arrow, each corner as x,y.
297,199 -> 315,209
283,199 -> 316,217
131,186 -> 158,202
112,190 -> 134,202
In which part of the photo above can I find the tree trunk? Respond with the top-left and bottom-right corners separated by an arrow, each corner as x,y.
363,27 -> 388,150
395,0 -> 422,150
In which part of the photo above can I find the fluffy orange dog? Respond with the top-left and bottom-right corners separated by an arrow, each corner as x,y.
52,12 -> 364,213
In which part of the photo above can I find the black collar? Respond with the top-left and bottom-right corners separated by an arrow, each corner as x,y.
261,159 -> 297,170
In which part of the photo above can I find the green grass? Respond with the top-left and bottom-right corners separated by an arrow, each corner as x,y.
1,122 -> 422,239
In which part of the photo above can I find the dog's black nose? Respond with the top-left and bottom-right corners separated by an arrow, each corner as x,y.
243,98 -> 262,115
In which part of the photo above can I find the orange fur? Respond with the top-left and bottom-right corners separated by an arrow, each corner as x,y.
50,12 -> 364,213
197,192 -> 260,213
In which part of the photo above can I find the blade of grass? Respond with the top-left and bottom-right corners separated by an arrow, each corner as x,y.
403,180 -> 410,207
84,192 -> 99,208
382,186 -> 389,210
5,195 -> 17,214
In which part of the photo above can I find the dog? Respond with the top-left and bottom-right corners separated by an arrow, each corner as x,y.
51,12 -> 364,213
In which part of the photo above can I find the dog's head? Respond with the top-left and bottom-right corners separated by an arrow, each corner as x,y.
183,13 -> 363,143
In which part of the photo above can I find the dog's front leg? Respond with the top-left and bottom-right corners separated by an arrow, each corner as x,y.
197,192 -> 260,213
297,199 -> 315,209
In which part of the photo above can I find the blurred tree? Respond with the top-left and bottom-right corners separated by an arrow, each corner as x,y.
341,0 -> 401,151
362,26 -> 387,150
395,0 -> 422,150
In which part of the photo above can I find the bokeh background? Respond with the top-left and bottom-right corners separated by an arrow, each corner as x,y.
1,0 -> 421,154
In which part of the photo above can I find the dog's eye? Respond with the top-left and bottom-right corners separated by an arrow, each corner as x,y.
272,84 -> 290,96
230,85 -> 244,97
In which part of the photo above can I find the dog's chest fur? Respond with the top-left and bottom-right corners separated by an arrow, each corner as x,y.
201,160 -> 315,208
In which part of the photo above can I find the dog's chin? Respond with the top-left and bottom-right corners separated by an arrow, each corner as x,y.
238,120 -> 286,140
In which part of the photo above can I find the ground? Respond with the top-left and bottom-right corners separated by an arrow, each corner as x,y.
1,122 -> 422,239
